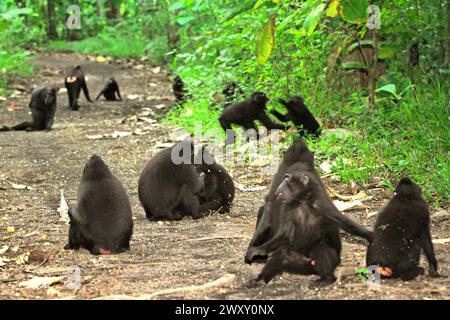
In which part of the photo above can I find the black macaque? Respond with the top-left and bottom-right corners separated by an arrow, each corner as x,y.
249,139 -> 317,255
172,75 -> 189,103
0,86 -> 57,132
410,43 -> 419,66
247,168 -> 372,287
96,78 -> 122,101
194,147 -> 235,214
222,81 -> 244,109
138,141 -> 205,221
271,96 -> 321,136
366,178 -> 440,281
64,155 -> 133,255
64,65 -> 93,110
219,92 -> 285,144
245,140 -> 373,286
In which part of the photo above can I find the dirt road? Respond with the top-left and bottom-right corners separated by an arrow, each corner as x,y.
0,53 -> 448,300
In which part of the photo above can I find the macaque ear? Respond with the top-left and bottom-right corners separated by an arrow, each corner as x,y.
301,174 -> 310,186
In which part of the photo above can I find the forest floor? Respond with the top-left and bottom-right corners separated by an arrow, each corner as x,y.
0,53 -> 448,300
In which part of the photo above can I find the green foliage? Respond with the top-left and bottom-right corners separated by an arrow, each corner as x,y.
47,25 -> 146,58
256,12 -> 277,65
0,0 -> 447,204
302,3 -> 325,35
338,0 -> 369,25
162,0 -> 449,205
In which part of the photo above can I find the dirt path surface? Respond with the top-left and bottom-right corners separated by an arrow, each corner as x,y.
0,53 -> 448,300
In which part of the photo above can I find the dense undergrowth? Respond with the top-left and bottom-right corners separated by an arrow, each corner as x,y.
1,1 -> 448,205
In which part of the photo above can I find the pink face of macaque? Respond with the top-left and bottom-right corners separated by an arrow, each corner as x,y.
99,249 -> 113,255
377,266 -> 393,277
66,76 -> 77,84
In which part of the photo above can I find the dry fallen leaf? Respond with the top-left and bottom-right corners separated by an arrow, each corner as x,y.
350,181 -> 359,195
57,190 -> 70,224
367,211 -> 379,218
320,160 -> 333,173
154,104 -> 166,110
0,245 -> 9,255
127,94 -> 141,101
137,117 -> 157,124
86,134 -> 104,140
23,231 -> 39,238
96,56 -> 106,63
235,182 -> 266,192
10,182 -> 33,190
333,200 -> 366,212
19,276 -> 63,289
133,128 -> 150,136
111,131 -> 131,139
432,238 -> 450,244
46,287 -> 61,297
0,257 -> 11,267
29,250 -> 58,263
156,142 -> 174,149
15,252 -> 30,265
327,186 -> 368,201
151,67 -> 161,74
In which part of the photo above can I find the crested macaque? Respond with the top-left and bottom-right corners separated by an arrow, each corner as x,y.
219,92 -> 285,144
0,86 -> 57,132
64,155 -> 133,255
172,75 -> 189,103
410,43 -> 419,66
222,81 -> 244,108
194,147 -> 235,214
96,78 -> 122,101
245,139 -> 373,286
247,168 -> 372,286
366,178 -> 440,281
271,96 -> 321,136
138,141 -> 205,221
249,139 -> 317,256
64,65 -> 93,110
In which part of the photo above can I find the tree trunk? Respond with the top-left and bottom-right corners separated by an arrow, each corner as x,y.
446,0 -> 450,68
106,0 -> 120,19
47,0 -> 58,40
368,29 -> 378,107
15,0 -> 28,25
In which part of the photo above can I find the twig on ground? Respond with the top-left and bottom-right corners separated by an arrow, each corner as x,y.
93,274 -> 236,300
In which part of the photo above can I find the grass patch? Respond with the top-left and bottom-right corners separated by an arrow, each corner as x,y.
47,35 -> 145,58
166,72 -> 449,206
0,49 -> 33,94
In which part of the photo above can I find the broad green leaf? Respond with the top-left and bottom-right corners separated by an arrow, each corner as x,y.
303,3 -> 326,36
1,8 -> 32,20
176,15 -> 195,26
342,61 -> 368,69
376,84 -> 397,95
224,1 -> 258,22
0,19 -> 8,32
339,0 -> 368,24
346,40 -> 374,53
256,12 -> 277,66
356,267 -> 369,275
378,47 -> 395,59
170,1 -> 185,11
326,0 -> 339,17
254,0 -> 268,9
